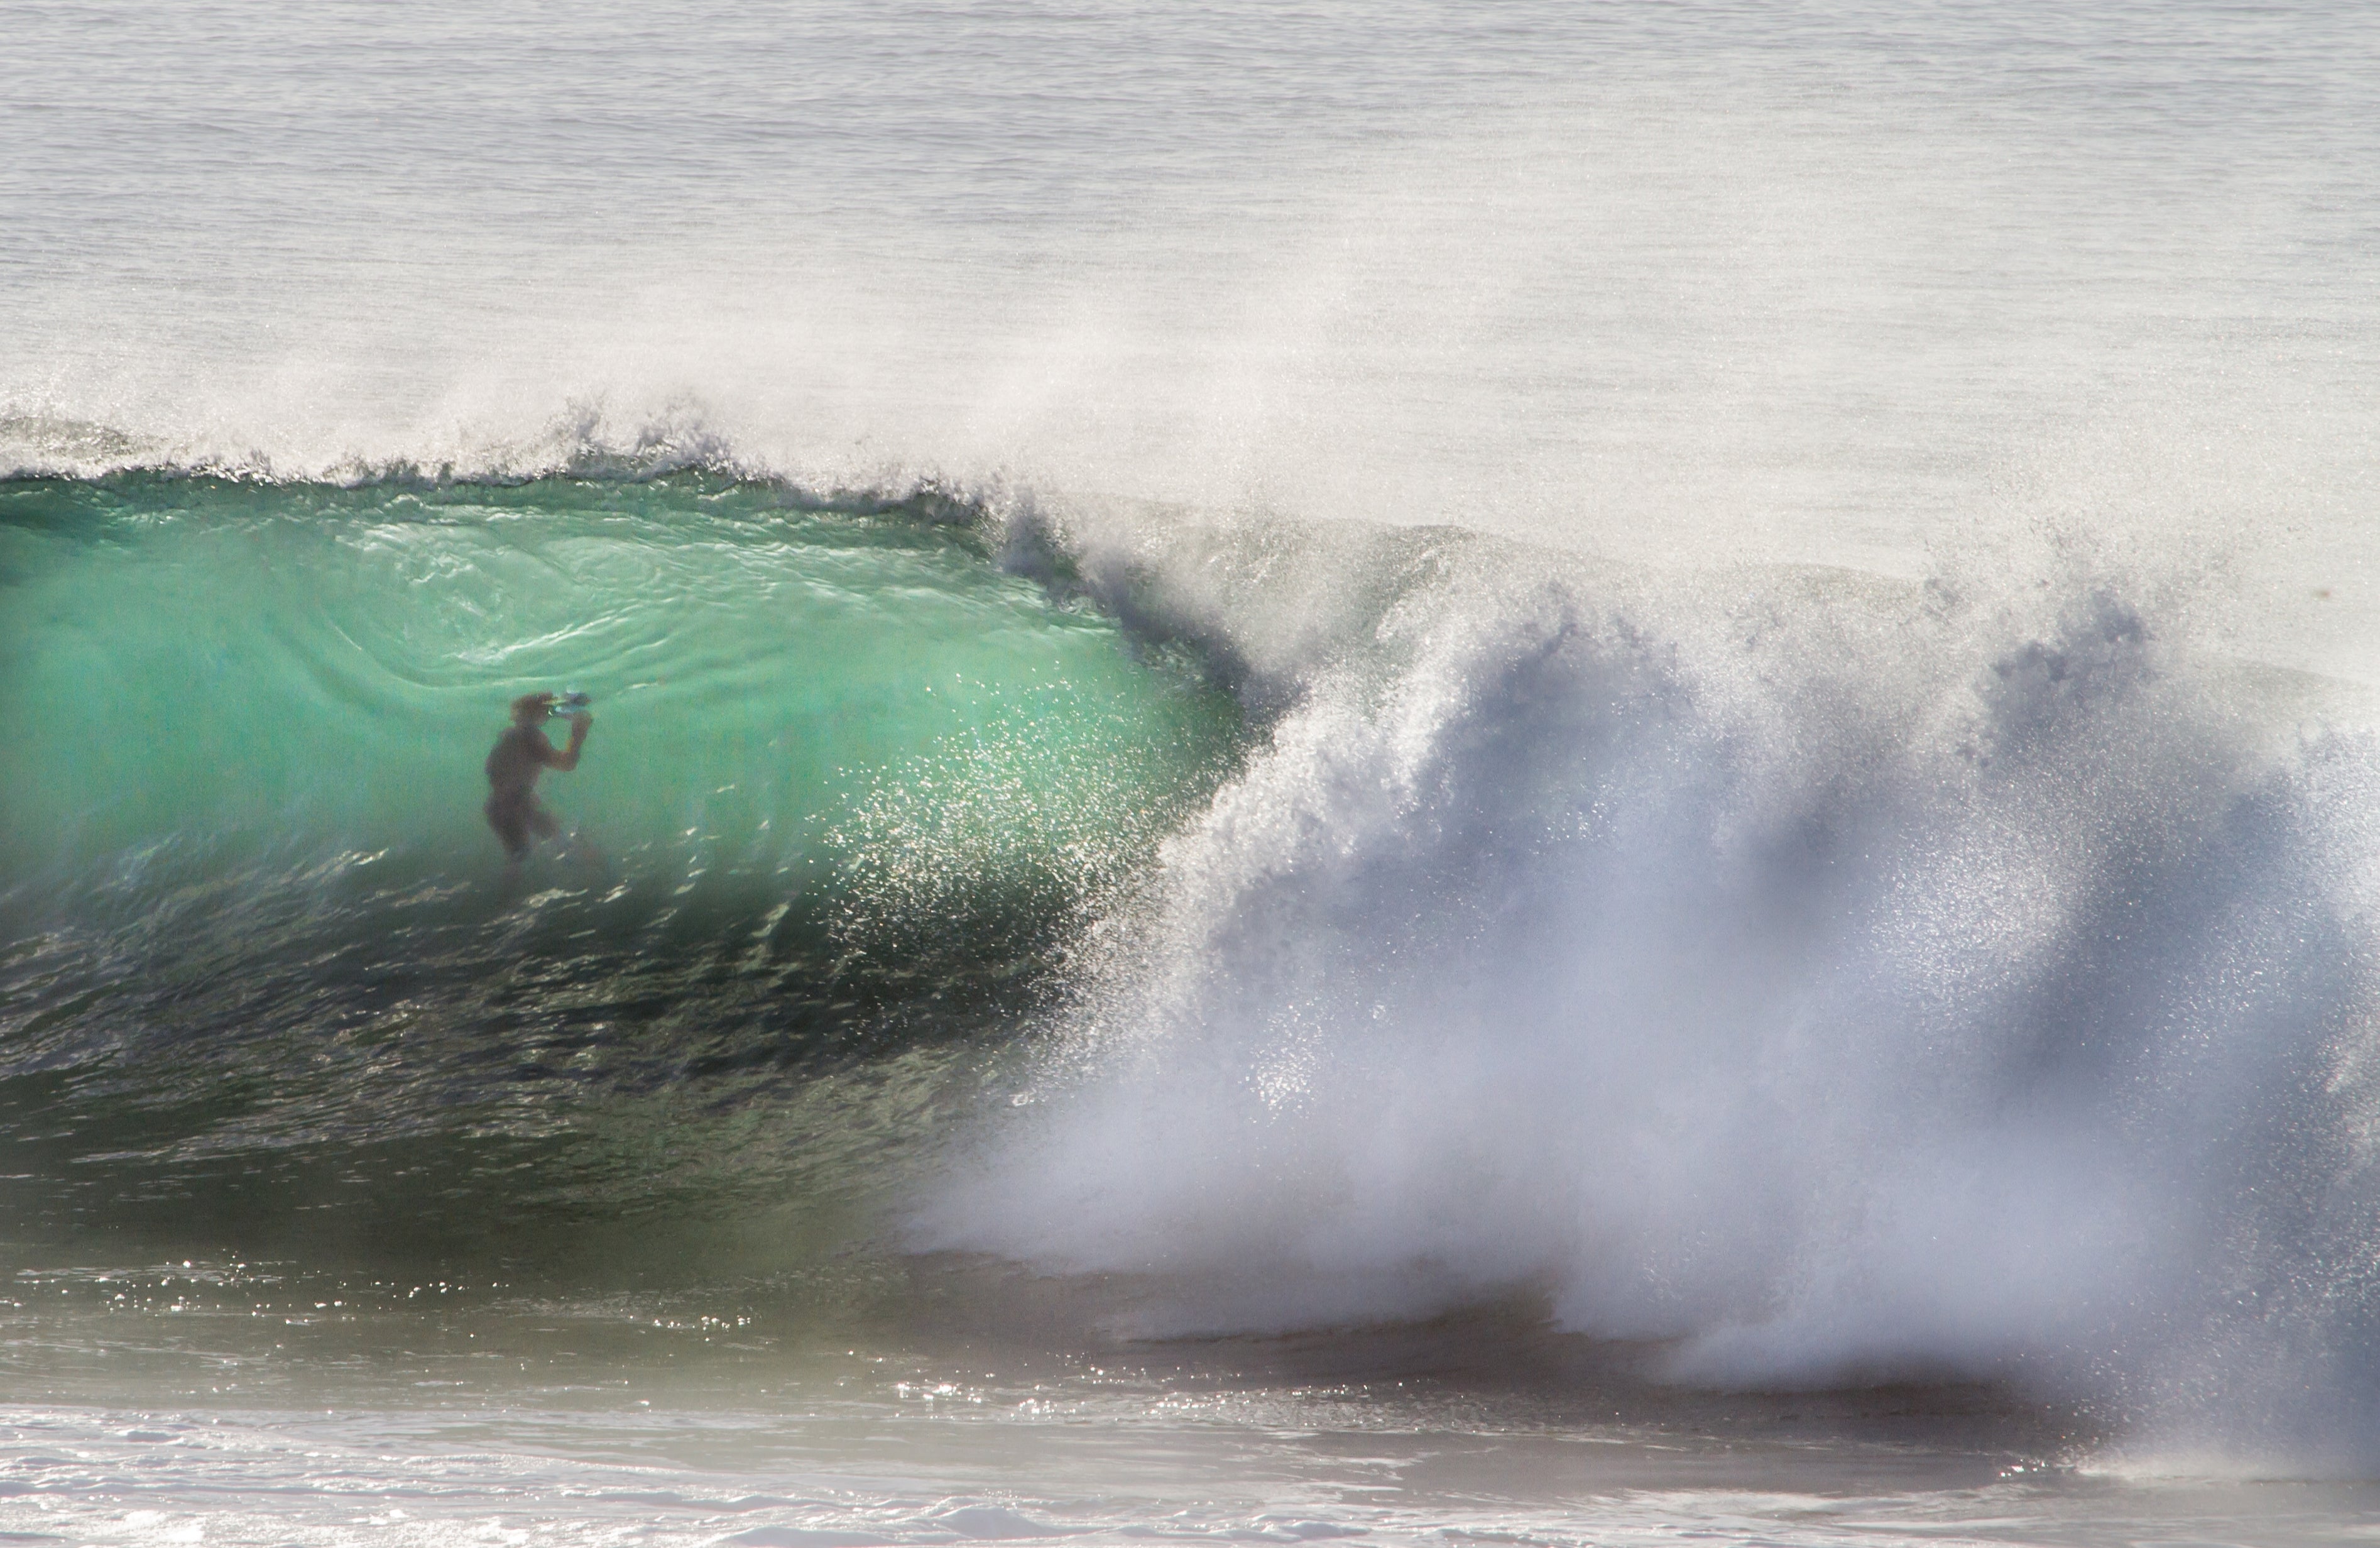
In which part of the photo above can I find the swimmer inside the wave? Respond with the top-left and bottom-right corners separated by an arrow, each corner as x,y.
484,691 -> 593,865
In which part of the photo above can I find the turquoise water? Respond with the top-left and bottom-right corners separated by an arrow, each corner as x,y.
1,474 -> 1235,905
0,473 -> 1242,1253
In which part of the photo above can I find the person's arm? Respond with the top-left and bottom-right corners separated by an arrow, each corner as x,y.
544,712 -> 592,771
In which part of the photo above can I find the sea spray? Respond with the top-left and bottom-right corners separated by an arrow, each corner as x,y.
11,461 -> 2379,1467
923,503 -> 2380,1466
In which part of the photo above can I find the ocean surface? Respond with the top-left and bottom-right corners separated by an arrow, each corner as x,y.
6,2 -> 2380,1543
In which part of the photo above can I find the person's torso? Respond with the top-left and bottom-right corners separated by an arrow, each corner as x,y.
485,725 -> 549,791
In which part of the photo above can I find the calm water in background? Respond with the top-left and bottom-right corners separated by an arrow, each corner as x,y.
6,3 -> 2380,1544
9,2 -> 2376,623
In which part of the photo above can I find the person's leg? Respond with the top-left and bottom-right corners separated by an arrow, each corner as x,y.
488,796 -> 533,862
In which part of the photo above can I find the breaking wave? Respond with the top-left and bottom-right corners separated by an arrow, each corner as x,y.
921,501 -> 2380,1470
6,427 -> 2380,1469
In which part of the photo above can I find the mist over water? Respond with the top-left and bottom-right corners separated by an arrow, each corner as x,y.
925,509 -> 2380,1466
6,0 -> 2380,1540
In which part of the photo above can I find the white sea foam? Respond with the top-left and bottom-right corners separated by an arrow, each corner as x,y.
922,502 -> 2380,1468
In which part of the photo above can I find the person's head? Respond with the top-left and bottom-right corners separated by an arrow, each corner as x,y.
511,691 -> 557,726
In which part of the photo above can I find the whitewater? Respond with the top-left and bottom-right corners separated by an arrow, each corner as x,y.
6,1 -> 2380,1544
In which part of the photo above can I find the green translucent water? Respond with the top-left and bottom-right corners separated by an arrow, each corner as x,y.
1,473 -> 1238,904
0,473 -> 1244,1251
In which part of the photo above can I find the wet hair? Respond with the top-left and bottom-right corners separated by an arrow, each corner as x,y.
510,692 -> 555,725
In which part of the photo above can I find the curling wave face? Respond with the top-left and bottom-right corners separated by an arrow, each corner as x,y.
0,472 -> 1244,1251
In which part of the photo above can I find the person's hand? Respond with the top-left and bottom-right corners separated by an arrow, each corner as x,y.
570,711 -> 592,732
